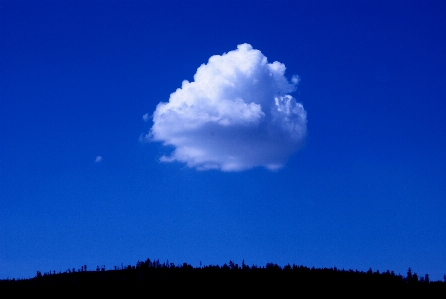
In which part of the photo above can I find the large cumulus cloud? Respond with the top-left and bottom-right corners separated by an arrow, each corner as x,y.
146,43 -> 307,171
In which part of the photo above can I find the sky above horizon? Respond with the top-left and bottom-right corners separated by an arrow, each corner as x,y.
1,0 -> 445,280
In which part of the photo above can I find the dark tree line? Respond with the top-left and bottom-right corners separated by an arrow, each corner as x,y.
1,259 -> 445,296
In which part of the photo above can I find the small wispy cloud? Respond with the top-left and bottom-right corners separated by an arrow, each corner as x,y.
95,156 -> 103,163
142,113 -> 149,122
145,43 -> 307,171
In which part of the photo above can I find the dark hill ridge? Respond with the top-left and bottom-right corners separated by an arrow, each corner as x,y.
1,260 -> 445,296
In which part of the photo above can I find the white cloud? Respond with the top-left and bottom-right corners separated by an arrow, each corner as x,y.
142,113 -> 149,122
146,43 -> 307,171
95,156 -> 103,163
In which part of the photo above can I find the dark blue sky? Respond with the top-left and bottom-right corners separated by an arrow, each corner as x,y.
1,0 -> 445,280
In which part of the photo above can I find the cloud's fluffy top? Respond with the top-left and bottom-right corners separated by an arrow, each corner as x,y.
147,43 -> 307,171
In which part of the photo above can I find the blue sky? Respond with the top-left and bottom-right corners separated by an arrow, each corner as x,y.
1,0 -> 445,280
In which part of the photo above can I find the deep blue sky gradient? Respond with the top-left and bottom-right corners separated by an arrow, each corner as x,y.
1,0 -> 445,280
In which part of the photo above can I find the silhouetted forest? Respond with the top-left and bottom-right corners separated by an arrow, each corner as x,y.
1,259 -> 445,296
